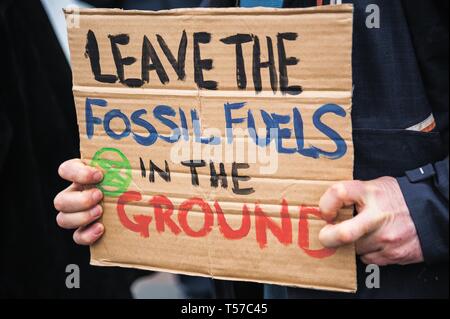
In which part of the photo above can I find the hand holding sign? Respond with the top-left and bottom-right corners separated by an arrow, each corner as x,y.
319,177 -> 424,266
55,159 -> 105,245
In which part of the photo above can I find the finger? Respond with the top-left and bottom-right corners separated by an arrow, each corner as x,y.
360,251 -> 391,266
319,210 -> 379,248
59,159 -> 103,184
56,205 -> 103,230
73,223 -> 104,246
356,233 -> 383,255
319,181 -> 366,222
54,187 -> 103,213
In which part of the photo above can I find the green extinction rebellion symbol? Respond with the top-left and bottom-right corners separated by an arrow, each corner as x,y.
90,147 -> 132,197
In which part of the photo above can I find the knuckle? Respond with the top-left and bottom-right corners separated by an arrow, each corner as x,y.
351,180 -> 365,190
366,182 -> 384,198
81,212 -> 93,226
380,233 -> 398,244
331,183 -> 347,199
81,192 -> 94,208
77,167 -> 91,183
372,186 -> 384,197
83,168 -> 94,182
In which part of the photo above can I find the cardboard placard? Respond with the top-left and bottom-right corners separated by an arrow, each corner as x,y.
66,5 -> 356,292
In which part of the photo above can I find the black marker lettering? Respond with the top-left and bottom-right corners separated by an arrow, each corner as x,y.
193,32 -> 218,90
253,36 -> 278,94
277,32 -> 302,95
232,163 -> 255,195
182,160 -> 207,186
142,36 -> 170,85
85,30 -> 117,83
156,31 -> 188,81
210,162 -> 228,189
108,34 -> 143,88
150,160 -> 171,183
140,157 -> 147,178
220,34 -> 253,90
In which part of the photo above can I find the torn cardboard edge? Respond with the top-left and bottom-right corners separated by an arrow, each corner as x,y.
64,5 -> 354,16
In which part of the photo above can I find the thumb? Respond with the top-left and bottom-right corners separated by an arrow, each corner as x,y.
319,207 -> 380,248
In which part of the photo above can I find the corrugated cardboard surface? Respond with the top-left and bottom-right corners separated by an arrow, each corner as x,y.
66,5 -> 356,292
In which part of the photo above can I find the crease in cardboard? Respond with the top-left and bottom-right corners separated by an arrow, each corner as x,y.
68,5 -> 357,292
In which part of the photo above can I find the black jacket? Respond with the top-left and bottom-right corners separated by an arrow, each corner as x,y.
204,0 -> 449,299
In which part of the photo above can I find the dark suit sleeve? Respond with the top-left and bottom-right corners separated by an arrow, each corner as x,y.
402,0 -> 449,148
397,157 -> 449,264
0,111 -> 12,170
0,16 -> 12,171
399,0 -> 449,265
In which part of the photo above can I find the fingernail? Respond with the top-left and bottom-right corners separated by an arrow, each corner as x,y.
94,224 -> 104,236
92,189 -> 103,202
93,171 -> 103,182
91,205 -> 103,218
